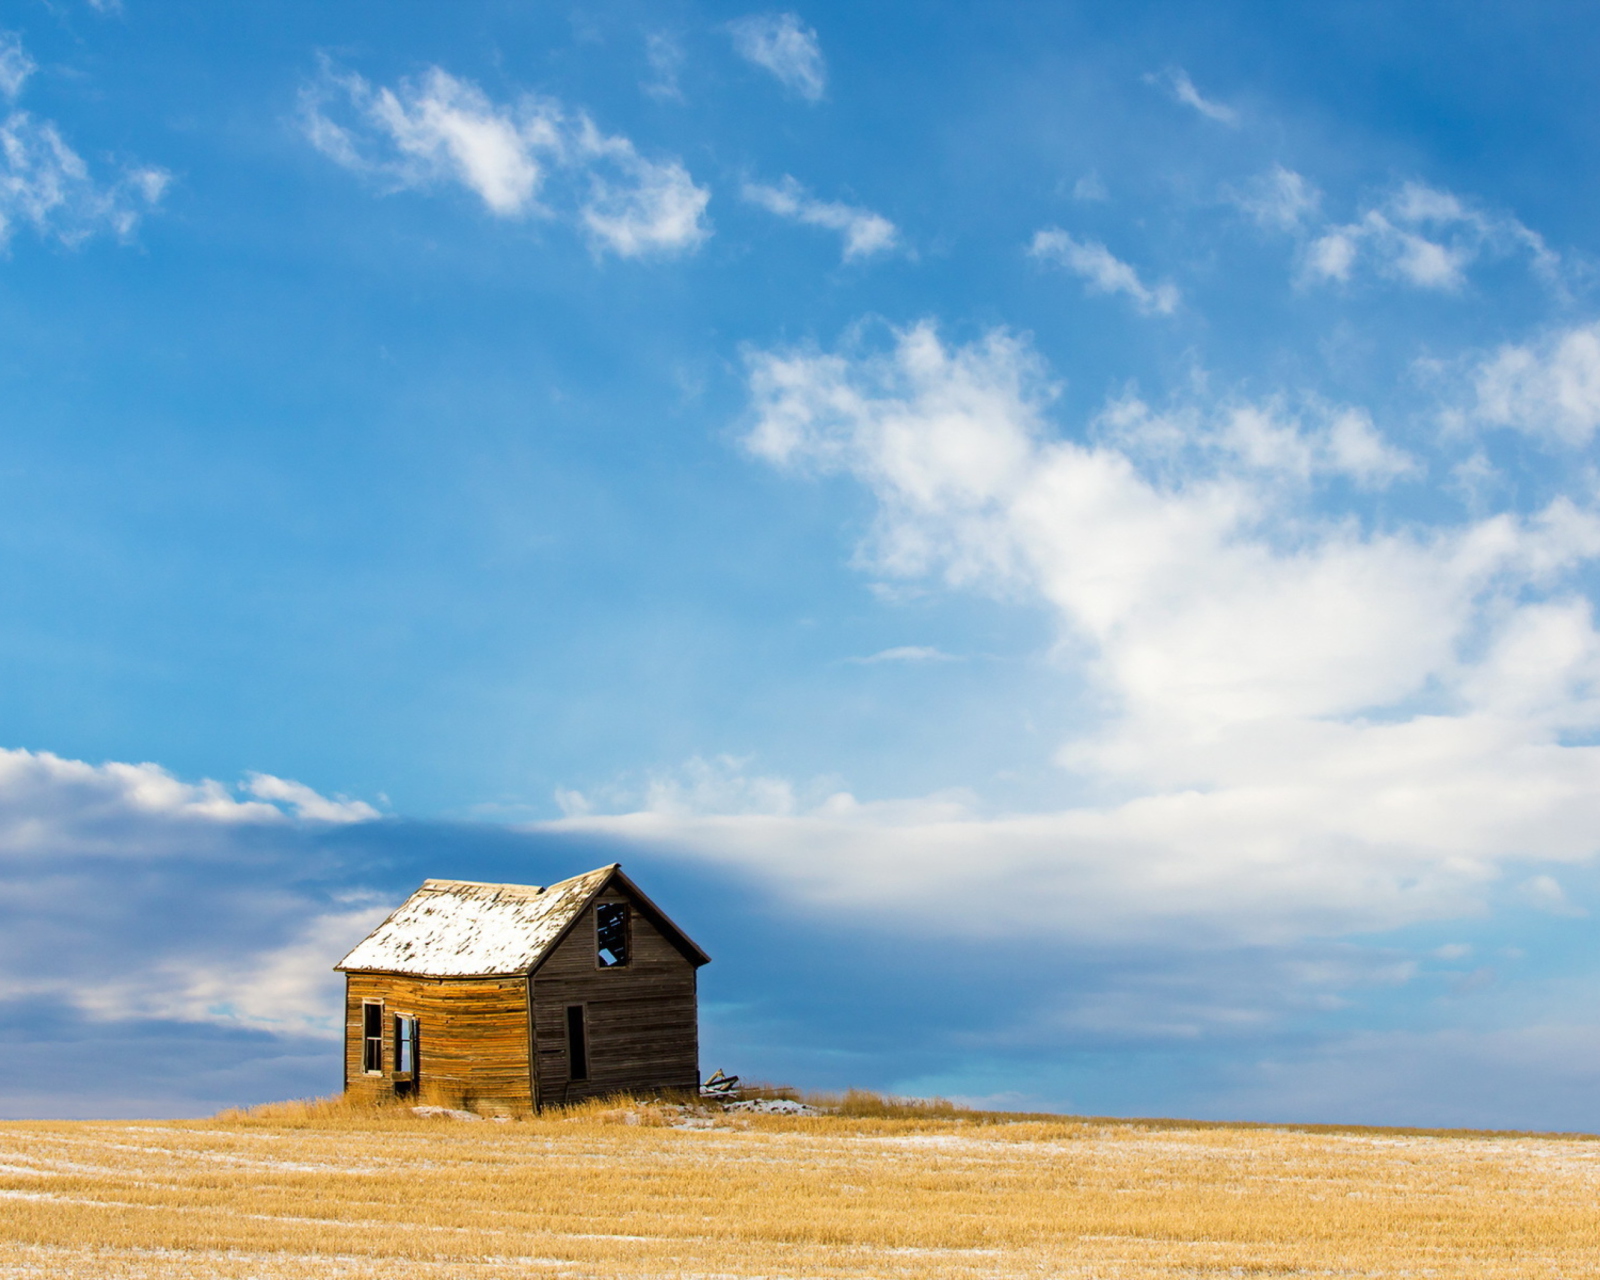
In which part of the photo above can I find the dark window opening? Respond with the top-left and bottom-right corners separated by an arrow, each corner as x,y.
394,1015 -> 418,1076
362,1001 -> 383,1073
596,902 -> 629,968
566,1004 -> 589,1081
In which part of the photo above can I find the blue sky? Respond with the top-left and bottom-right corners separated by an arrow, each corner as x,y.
5,0 -> 1600,1127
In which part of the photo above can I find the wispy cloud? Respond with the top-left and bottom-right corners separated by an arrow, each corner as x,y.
643,31 -> 686,101
728,12 -> 826,102
743,175 -> 897,260
302,61 -> 710,257
1518,873 -> 1587,917
1230,165 -> 1321,231
1310,181 -> 1554,292
1029,228 -> 1178,315
556,753 -> 800,820
1230,169 -> 1561,295
0,32 -> 34,100
244,772 -> 379,824
573,118 -> 712,256
846,645 -> 958,664
0,32 -> 167,251
1099,391 -> 1419,489
1147,66 -> 1238,125
1072,172 -> 1108,202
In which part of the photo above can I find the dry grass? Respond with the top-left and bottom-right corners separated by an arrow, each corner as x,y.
0,1093 -> 1597,1278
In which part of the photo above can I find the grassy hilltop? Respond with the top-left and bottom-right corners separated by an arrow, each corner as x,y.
1,1092 -> 1596,1278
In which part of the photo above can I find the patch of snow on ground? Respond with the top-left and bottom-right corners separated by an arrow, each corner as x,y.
410,1106 -> 484,1122
723,1098 -> 819,1115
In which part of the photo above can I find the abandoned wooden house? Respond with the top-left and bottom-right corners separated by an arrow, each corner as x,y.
334,863 -> 710,1112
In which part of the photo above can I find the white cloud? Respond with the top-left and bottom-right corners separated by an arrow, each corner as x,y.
302,61 -> 710,257
575,119 -> 711,257
545,323 -> 1600,954
1029,228 -> 1178,315
0,749 -> 383,1036
1147,66 -> 1238,125
0,32 -> 34,100
728,12 -> 826,102
244,772 -> 380,824
557,754 -> 798,822
643,31 -> 686,102
1323,407 -> 1421,484
1101,393 -> 1419,489
1517,873 -> 1586,917
0,749 -> 283,848
0,33 -> 167,251
1072,172 -> 1108,202
1230,165 -> 1320,231
72,902 -> 389,1035
743,175 -> 897,260
847,645 -> 957,664
1471,322 -> 1600,446
362,66 -> 555,215
1300,181 -> 1557,292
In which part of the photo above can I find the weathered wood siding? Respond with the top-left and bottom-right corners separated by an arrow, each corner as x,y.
531,889 -> 700,1104
343,972 -> 532,1113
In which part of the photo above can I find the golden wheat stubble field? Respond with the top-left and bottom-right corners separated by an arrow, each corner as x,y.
0,1098 -> 1597,1279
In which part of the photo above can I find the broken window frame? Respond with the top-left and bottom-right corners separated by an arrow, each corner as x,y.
595,901 -> 630,969
394,1014 -> 418,1077
362,1000 -> 384,1074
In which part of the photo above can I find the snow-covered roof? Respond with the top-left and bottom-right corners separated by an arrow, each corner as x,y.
335,865 -> 617,978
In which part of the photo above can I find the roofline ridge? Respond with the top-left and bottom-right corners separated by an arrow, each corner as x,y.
417,864 -> 620,897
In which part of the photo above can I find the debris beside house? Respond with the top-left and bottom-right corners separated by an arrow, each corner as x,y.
700,1068 -> 740,1099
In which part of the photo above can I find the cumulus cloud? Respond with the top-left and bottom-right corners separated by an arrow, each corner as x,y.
743,175 -> 897,260
1029,228 -> 1178,315
546,323 -> 1600,956
0,748 -> 383,1036
1147,66 -> 1238,125
302,61 -> 709,257
1469,322 -> 1600,447
0,33 -> 167,251
728,12 -> 826,101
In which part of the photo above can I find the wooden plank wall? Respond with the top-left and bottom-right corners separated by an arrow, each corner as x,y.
343,973 -> 532,1113
531,890 -> 700,1105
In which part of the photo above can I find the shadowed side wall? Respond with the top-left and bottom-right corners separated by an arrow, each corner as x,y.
343,973 -> 531,1114
532,889 -> 700,1105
